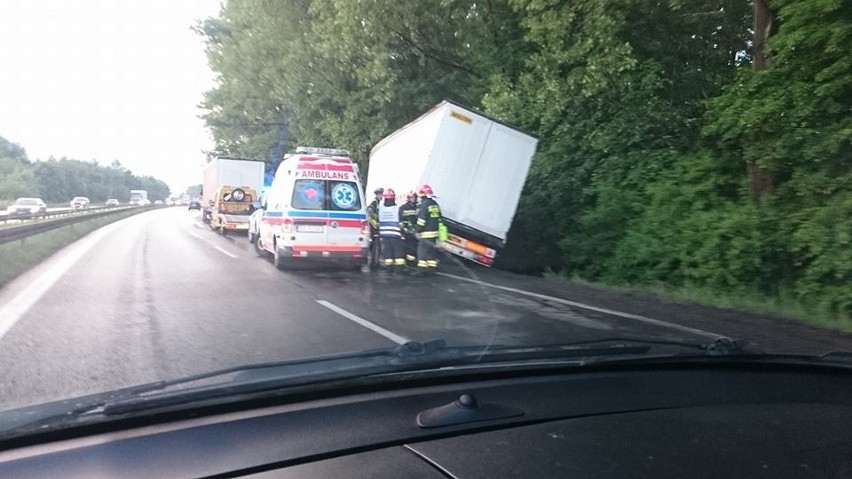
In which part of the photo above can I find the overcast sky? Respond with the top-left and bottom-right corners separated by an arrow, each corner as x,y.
0,0 -> 221,194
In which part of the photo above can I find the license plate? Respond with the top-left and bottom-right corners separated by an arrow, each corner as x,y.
296,224 -> 324,233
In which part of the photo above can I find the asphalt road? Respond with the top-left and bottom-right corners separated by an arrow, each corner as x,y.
0,207 -> 850,411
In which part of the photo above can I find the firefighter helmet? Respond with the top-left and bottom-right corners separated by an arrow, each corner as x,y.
405,190 -> 417,201
418,184 -> 434,197
383,188 -> 396,200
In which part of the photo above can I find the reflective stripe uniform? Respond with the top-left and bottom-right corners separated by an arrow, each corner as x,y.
378,203 -> 405,268
416,197 -> 441,270
367,199 -> 380,230
399,200 -> 418,263
367,198 -> 381,267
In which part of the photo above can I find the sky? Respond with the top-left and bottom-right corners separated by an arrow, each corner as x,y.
0,0 -> 222,194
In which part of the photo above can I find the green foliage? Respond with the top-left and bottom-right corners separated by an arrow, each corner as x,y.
201,0 -> 850,320
0,135 -> 171,203
790,188 -> 852,315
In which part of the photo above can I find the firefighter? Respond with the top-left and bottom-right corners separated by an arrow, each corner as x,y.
366,188 -> 383,269
415,184 -> 441,274
378,188 -> 405,272
399,190 -> 419,266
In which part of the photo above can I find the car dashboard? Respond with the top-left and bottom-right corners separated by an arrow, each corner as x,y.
0,362 -> 851,478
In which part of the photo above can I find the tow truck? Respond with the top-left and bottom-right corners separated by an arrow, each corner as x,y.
209,185 -> 259,235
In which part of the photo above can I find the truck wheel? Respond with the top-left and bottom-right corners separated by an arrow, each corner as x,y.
248,230 -> 257,244
273,242 -> 287,270
220,226 -> 227,236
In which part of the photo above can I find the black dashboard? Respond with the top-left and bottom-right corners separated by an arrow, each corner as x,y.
1,363 -> 851,478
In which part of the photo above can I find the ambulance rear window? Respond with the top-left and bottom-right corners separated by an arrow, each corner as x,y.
292,180 -> 325,210
328,181 -> 361,211
291,179 -> 362,211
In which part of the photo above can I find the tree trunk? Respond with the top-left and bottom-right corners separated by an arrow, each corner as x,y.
749,0 -> 775,202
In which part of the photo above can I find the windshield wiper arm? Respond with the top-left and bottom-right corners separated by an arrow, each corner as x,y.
0,337 -> 749,435
524,336 -> 751,355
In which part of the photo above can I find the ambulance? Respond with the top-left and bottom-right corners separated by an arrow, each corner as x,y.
253,147 -> 369,270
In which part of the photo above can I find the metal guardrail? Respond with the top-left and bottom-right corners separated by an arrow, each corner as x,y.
0,205 -> 117,225
0,206 -> 156,245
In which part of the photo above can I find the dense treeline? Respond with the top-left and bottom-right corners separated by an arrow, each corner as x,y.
0,136 -> 170,204
198,0 -> 850,318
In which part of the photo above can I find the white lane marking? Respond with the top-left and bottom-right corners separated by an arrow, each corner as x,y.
316,300 -> 409,345
189,232 -> 238,258
214,246 -> 238,258
0,219 -> 127,341
437,272 -> 721,339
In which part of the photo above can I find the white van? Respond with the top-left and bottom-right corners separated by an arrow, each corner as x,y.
253,147 -> 369,270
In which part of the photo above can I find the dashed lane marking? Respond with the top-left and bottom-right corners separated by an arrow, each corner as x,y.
189,231 -> 238,258
316,300 -> 409,345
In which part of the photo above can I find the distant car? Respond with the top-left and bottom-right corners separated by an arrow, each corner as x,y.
141,199 -> 152,206
6,197 -> 47,218
105,199 -> 120,207
188,199 -> 201,211
154,200 -> 164,205
70,197 -> 90,209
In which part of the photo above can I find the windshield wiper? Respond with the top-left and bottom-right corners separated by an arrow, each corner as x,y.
91,336 -> 751,414
0,336 -> 750,436
552,336 -> 751,356
99,339 -> 659,415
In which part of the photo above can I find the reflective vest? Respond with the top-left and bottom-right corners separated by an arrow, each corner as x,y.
367,199 -> 380,229
378,203 -> 402,238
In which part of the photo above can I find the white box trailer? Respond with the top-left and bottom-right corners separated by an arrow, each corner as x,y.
367,100 -> 537,266
201,157 -> 265,225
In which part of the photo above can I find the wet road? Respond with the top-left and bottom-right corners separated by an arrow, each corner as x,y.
0,208 -> 849,411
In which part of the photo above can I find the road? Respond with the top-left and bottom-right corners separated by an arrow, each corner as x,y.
0,207 -> 850,411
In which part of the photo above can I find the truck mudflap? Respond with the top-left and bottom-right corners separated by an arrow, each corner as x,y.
441,233 -> 497,267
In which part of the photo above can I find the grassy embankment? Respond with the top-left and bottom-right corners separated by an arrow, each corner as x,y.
0,209 -> 144,288
544,270 -> 852,333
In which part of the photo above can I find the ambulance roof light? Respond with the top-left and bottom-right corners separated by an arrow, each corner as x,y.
295,146 -> 350,157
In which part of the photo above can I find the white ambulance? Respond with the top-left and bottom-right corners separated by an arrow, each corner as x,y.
253,147 -> 369,270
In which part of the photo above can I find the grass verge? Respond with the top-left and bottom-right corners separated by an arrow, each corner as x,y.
0,209 -> 143,289
543,270 -> 852,333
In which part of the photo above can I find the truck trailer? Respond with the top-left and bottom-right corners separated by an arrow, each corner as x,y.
366,100 -> 538,266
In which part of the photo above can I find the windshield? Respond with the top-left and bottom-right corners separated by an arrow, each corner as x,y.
0,0 -> 849,437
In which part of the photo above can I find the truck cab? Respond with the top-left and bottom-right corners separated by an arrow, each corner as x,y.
254,147 -> 368,270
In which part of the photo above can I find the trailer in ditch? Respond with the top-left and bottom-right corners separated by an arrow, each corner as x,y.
366,100 -> 538,266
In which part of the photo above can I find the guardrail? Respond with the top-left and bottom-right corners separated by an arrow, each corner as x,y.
0,205 -> 115,225
0,206 -> 157,245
